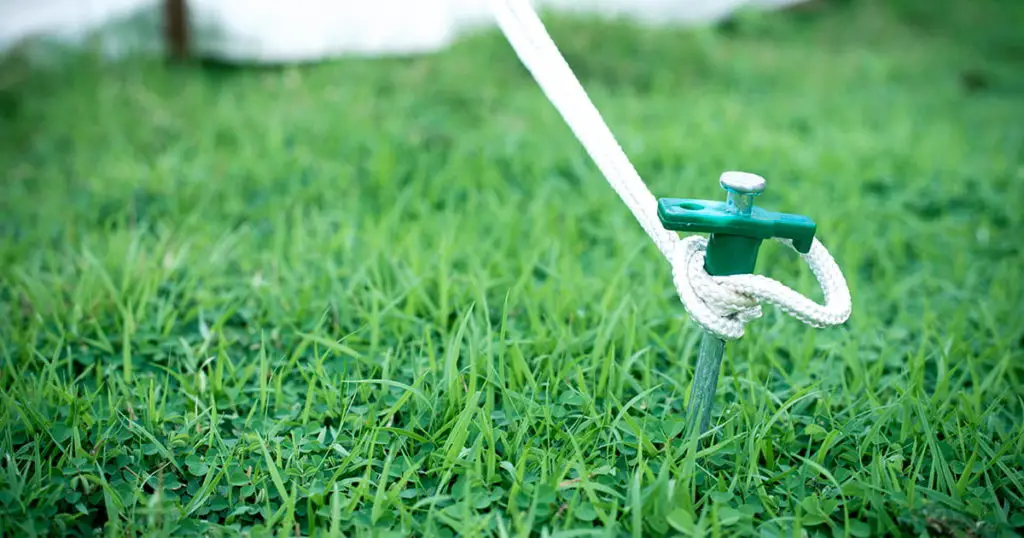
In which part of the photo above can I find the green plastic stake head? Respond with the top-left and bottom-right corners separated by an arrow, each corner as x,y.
657,172 -> 817,276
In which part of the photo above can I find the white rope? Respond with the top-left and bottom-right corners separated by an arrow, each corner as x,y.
490,0 -> 680,261
489,0 -> 852,340
673,236 -> 851,339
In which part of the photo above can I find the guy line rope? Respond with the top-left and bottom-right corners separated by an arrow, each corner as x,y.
488,0 -> 852,342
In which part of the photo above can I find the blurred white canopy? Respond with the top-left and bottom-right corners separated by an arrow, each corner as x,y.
1,0 -> 807,60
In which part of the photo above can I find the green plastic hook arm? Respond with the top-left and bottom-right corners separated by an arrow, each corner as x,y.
657,172 -> 817,276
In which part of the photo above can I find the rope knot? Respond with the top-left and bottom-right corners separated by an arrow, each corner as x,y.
671,235 -> 852,340
672,236 -> 761,339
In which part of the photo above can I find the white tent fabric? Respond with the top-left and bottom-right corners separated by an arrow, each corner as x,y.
1,0 -> 807,60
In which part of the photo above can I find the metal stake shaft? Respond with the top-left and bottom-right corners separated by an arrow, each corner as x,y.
687,332 -> 726,435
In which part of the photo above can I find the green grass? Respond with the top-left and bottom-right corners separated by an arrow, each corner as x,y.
1,0 -> 1023,536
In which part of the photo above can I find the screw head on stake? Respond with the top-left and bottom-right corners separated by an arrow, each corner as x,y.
720,171 -> 765,216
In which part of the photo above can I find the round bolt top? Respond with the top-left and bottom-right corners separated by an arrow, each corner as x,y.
720,171 -> 766,195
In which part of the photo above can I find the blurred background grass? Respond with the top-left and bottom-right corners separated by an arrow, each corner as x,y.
0,0 -> 1022,536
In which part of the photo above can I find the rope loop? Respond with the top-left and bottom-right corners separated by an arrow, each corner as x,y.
671,236 -> 852,340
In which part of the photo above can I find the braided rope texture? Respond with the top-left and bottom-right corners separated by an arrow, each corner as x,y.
672,236 -> 852,339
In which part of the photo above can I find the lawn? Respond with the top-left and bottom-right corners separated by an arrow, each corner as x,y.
1,0 -> 1022,536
